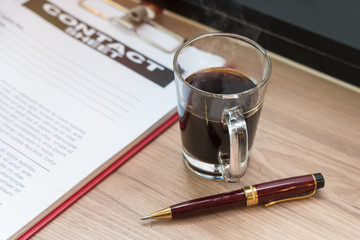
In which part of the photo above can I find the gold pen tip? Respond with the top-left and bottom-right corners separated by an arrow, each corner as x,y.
141,215 -> 151,220
141,207 -> 172,220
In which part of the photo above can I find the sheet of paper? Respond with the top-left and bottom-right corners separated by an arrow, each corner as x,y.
0,0 -> 176,238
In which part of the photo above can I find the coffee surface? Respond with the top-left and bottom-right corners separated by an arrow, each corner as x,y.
186,67 -> 255,94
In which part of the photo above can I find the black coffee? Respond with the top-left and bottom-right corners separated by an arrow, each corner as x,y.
179,67 -> 261,164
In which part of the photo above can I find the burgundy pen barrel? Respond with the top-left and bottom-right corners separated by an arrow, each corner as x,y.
255,173 -> 324,204
169,173 -> 324,218
170,189 -> 247,218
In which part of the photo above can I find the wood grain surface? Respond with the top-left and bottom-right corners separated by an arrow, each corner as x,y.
31,1 -> 360,239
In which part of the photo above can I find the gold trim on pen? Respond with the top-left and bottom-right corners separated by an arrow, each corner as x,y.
265,174 -> 318,207
243,185 -> 258,206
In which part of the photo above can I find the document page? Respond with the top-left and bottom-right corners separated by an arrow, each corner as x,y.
0,0 -> 176,238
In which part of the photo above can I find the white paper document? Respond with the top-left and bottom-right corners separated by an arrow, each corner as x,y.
0,0 -> 177,238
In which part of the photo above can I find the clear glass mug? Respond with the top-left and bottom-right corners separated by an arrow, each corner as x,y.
173,33 -> 271,182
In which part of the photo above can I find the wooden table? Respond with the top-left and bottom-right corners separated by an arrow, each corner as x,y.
32,2 -> 360,239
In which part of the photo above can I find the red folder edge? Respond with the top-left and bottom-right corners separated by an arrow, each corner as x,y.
18,113 -> 178,240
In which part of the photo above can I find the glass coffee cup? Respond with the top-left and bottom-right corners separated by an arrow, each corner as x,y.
173,33 -> 271,182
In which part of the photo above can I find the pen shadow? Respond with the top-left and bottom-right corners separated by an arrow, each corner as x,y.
139,215 -> 210,227
139,206 -> 252,227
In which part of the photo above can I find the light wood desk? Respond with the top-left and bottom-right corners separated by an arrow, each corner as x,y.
32,2 -> 360,239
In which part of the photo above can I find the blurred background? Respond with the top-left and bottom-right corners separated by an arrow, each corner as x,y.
148,0 -> 360,87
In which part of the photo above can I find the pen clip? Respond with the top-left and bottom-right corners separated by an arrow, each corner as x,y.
264,174 -> 318,207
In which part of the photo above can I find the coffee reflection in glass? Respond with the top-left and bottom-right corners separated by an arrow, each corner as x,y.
173,33 -> 271,182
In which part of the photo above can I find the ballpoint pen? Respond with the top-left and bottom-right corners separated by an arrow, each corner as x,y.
141,173 -> 324,220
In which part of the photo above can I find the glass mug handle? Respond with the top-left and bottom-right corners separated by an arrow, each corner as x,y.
221,107 -> 248,182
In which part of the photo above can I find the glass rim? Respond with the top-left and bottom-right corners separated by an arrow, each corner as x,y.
173,32 -> 272,99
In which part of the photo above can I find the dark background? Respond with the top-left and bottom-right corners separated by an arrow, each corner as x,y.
148,0 -> 360,87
